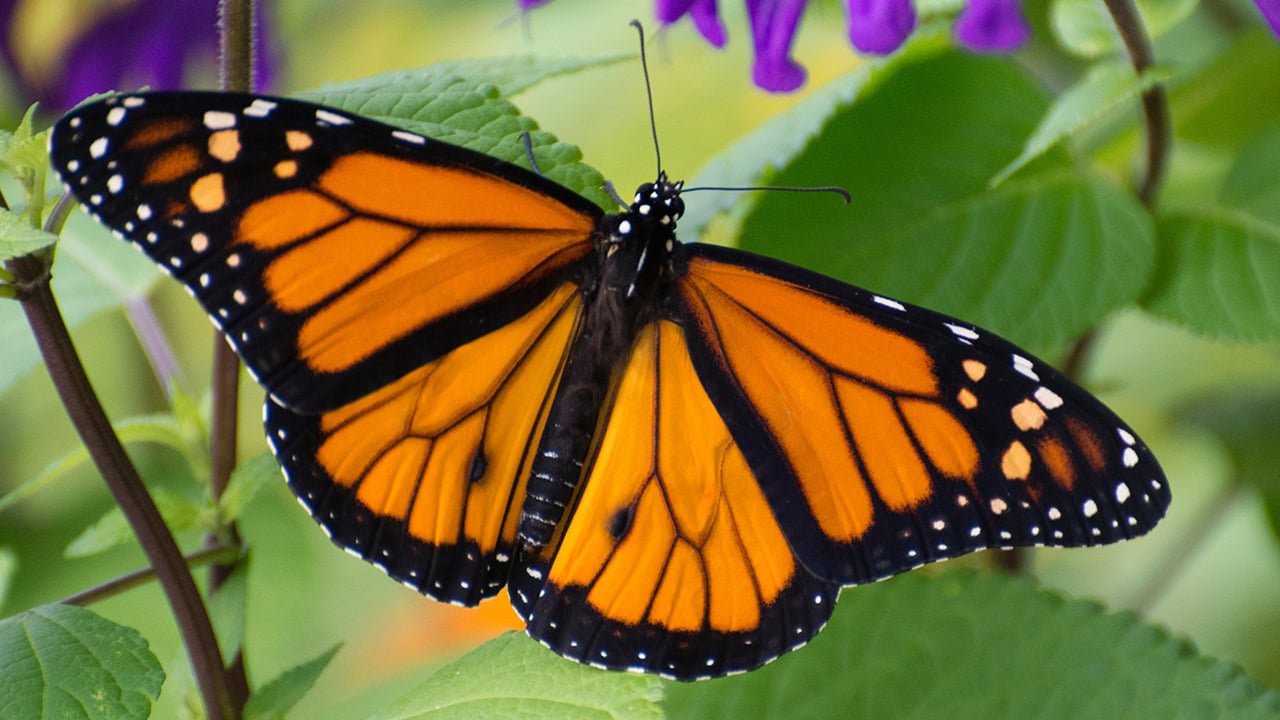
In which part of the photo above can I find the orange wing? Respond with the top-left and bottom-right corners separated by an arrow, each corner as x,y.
675,246 -> 1167,584
511,243 -> 1168,677
49,92 -> 600,414
511,320 -> 839,679
269,283 -> 581,605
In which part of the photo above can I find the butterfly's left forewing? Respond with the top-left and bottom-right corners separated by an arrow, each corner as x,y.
49,92 -> 601,413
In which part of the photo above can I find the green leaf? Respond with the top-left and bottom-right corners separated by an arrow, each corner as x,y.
1051,0 -> 1197,58
298,58 -> 612,210
218,452 -> 281,523
1144,125 -> 1280,341
64,487 -> 207,558
207,557 -> 249,662
243,644 -> 341,720
882,173 -> 1154,350
991,62 -> 1174,186
1178,388 -> 1280,539
737,51 -> 1150,354
0,207 -> 57,261
169,383 -> 211,480
0,603 -> 164,720
0,413 -> 185,515
0,546 -> 15,611
1172,31 -> 1280,151
0,104 -> 46,170
0,211 -> 161,394
372,632 -> 664,720
681,26 -> 952,242
317,55 -> 630,100
1219,126 -> 1280,226
1143,210 -> 1280,342
665,571 -> 1280,720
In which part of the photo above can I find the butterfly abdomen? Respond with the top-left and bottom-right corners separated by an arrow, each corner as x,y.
517,178 -> 684,550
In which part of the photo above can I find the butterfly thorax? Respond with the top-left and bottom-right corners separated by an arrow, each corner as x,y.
515,174 -> 685,552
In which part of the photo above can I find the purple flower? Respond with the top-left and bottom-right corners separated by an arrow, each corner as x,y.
529,0 -> 1280,92
954,0 -> 1030,52
847,0 -> 916,54
747,0 -> 808,92
0,0 -> 278,114
657,0 -> 727,47
1257,0 -> 1280,35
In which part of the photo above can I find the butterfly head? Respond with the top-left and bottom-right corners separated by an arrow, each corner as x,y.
629,172 -> 685,228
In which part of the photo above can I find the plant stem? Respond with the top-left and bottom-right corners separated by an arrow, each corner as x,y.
211,1 -> 256,712
218,0 -> 255,95
1101,0 -> 1171,207
61,545 -> 242,607
5,223 -> 234,720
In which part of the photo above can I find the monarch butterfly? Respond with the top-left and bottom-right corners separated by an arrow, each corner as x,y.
49,89 -> 1168,681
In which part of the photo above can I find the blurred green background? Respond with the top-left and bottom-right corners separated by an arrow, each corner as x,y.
2,1 -> 1278,718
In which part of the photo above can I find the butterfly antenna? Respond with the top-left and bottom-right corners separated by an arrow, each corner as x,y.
683,184 -> 853,204
520,131 -> 544,176
602,180 -> 630,209
630,19 -> 663,177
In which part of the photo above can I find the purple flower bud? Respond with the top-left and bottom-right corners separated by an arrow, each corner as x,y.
846,0 -> 916,54
747,0 -> 808,92
657,0 -> 728,47
1256,0 -> 1280,36
954,0 -> 1030,52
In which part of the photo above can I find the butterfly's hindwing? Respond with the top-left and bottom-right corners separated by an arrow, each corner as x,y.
510,321 -> 840,679
267,283 -> 582,605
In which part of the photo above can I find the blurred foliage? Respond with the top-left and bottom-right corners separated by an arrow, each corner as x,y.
1,1 -> 1279,719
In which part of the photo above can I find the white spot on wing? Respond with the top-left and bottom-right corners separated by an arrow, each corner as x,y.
244,99 -> 278,117
106,107 -> 127,126
89,137 -> 109,158
1122,447 -> 1139,468
1034,386 -> 1063,410
946,323 -> 979,341
315,109 -> 352,126
1115,482 -> 1131,503
873,296 -> 906,312
203,110 -> 237,130
1012,354 -> 1039,381
392,129 -> 425,144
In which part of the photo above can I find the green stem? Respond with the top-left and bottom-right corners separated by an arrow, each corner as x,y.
1101,0 -> 1171,207
5,214 -> 234,720
61,545 -> 242,607
211,1 -> 255,713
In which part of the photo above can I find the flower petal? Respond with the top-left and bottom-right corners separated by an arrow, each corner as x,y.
846,0 -> 916,54
954,0 -> 1030,52
657,0 -> 727,47
747,0 -> 809,92
1256,0 -> 1280,36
